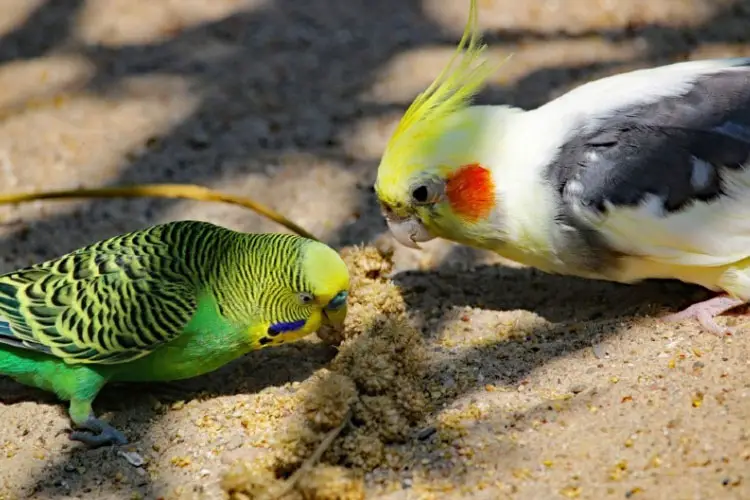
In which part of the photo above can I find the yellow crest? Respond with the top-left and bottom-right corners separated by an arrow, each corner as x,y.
376,0 -> 507,190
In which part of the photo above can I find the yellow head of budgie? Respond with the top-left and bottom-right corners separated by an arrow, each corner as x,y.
374,0 -> 509,248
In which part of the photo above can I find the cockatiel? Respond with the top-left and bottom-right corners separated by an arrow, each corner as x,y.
0,220 -> 349,447
375,0 -> 750,336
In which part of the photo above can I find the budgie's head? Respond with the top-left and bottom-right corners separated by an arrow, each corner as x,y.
374,0 -> 509,249
239,235 -> 350,347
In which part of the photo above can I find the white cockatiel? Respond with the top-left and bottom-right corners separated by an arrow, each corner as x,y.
374,0 -> 750,336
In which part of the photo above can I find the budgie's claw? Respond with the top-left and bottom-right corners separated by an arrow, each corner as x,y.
662,294 -> 745,337
69,416 -> 128,448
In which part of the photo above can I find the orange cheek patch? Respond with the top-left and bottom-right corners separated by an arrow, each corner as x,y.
445,163 -> 495,222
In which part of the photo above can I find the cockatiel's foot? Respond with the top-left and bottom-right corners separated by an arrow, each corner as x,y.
69,416 -> 128,448
662,295 -> 746,336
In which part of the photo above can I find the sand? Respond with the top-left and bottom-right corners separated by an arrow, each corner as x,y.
1,0 -> 750,499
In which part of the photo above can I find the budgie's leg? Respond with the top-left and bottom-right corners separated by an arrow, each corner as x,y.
68,398 -> 128,447
662,294 -> 745,336
0,351 -> 126,447
53,366 -> 127,447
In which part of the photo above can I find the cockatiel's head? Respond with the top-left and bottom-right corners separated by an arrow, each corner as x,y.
374,0 -> 509,249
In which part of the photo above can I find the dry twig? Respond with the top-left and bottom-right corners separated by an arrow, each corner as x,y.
270,410 -> 352,500
0,183 -> 318,240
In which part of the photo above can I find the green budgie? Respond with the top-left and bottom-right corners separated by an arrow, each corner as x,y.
0,220 -> 350,447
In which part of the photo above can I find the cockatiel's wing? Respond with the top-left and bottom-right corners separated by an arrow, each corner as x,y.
0,232 -> 198,365
543,58 -> 750,268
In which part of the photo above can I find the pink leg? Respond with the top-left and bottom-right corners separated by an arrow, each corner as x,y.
662,294 -> 746,336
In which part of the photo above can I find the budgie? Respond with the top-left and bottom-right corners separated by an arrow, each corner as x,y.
0,220 -> 349,447
374,0 -> 750,336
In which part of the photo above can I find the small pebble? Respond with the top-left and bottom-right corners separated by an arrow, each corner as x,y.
118,450 -> 145,467
570,384 -> 586,394
416,427 -> 437,440
592,343 -> 610,359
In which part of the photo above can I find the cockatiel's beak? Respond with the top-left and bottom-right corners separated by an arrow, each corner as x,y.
384,213 -> 435,249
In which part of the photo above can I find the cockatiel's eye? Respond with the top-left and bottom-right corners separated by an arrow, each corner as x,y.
412,186 -> 429,203
410,177 -> 445,205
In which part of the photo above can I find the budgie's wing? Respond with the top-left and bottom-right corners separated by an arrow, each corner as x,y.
549,59 -> 750,267
0,243 -> 198,365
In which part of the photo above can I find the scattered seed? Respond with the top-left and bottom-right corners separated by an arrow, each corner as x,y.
692,392 -> 704,408
646,455 -> 662,469
560,486 -> 581,498
171,456 -> 191,468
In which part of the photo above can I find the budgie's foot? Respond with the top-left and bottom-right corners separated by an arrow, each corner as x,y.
662,294 -> 746,336
69,416 -> 128,448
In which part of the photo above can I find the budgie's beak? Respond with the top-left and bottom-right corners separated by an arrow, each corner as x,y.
322,306 -> 347,332
384,213 -> 435,249
322,289 -> 348,332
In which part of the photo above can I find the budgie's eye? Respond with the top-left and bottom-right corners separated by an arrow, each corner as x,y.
298,292 -> 314,305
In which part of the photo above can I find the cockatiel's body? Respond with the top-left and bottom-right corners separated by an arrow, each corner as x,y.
0,220 -> 349,446
375,0 -> 750,336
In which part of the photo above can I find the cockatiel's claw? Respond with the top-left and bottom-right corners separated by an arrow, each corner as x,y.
662,295 -> 745,337
69,416 -> 128,448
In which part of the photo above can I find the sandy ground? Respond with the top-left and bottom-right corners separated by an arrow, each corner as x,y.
1,0 -> 750,499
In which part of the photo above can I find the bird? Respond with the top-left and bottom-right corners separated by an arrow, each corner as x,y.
0,220 -> 350,447
374,0 -> 750,337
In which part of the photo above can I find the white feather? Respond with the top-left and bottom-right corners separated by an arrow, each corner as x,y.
595,167 -> 750,267
540,58 -> 750,134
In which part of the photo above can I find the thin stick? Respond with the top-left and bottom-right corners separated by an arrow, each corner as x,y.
271,410 -> 352,500
0,184 -> 318,240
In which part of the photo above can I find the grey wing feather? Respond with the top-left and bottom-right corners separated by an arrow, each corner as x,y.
548,62 -> 750,218
543,60 -> 750,269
